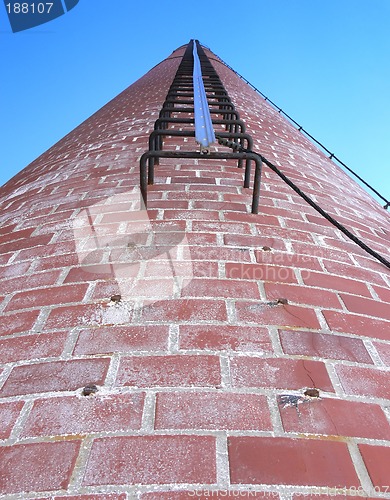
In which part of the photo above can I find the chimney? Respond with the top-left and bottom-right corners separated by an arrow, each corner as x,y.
1,40 -> 389,498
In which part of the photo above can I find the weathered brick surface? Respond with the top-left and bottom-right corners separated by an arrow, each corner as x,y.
83,436 -> 216,485
359,444 -> 390,490
0,309 -> 40,336
231,357 -> 333,391
140,298 -> 227,322
280,397 -> 390,439
235,301 -> 321,329
116,355 -> 221,388
0,358 -> 110,397
0,331 -> 67,363
264,282 -> 341,309
179,324 -> 272,352
0,400 -> 24,439
279,329 -> 373,363
0,441 -> 81,494
335,364 -> 390,399
5,283 -> 89,311
0,43 -> 389,498
323,309 -> 390,340
228,437 -> 360,487
155,391 -> 272,430
73,325 -> 169,354
22,393 -> 145,437
302,270 -> 372,296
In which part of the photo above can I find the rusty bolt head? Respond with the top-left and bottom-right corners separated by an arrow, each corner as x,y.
304,388 -> 320,398
82,385 -> 98,396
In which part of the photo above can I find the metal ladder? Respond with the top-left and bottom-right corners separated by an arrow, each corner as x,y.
140,39 -> 262,214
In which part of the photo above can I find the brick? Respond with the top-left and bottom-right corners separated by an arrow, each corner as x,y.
155,391 -> 272,430
189,183 -> 236,193
255,226 -> 314,243
83,435 -> 216,485
0,251 -> 12,265
0,260 -> 31,280
372,284 -> 390,303
322,259 -> 387,286
265,282 -> 341,309
0,226 -> 35,246
0,269 -> 62,295
116,355 -> 221,388
226,262 -> 298,283
17,209 -> 75,230
29,252 -> 79,272
44,303 -> 110,330
0,440 -> 81,494
181,278 -> 260,299
179,324 -> 272,352
302,271 -> 371,296
65,264 -> 131,283
164,209 -> 220,221
224,233 -> 287,251
166,190 -> 219,201
255,251 -> 323,271
172,177 -> 217,186
74,325 -> 169,355
141,299 -> 227,322
0,223 -> 17,236
340,293 -> 390,321
335,364 -> 390,399
101,209 -> 158,223
373,342 -> 390,366
184,231 -> 217,245
0,331 -> 67,363
279,330 -> 373,363
5,283 -> 89,311
0,309 -> 40,336
284,218 -> 338,237
15,240 -> 76,262
354,253 -> 390,274
224,211 -> 280,227
191,220 -> 252,235
192,200 -> 247,211
359,444 -> 390,490
190,245 -> 252,262
253,203 -> 304,221
0,233 -> 53,254
291,242 -> 354,264
0,401 -> 24,439
323,310 -> 390,340
235,301 -> 320,329
228,436 -> 359,487
280,397 -> 390,440
22,393 -> 145,437
231,357 -> 333,391
0,358 -> 110,397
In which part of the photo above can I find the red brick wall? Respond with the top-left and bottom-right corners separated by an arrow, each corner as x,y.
0,44 -> 389,498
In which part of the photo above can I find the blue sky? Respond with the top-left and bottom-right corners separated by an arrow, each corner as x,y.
1,0 -> 389,206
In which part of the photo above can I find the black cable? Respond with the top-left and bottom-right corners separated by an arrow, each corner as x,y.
216,136 -> 390,270
209,52 -> 390,210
